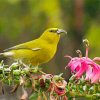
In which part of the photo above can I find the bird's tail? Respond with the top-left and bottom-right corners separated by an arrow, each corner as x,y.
0,52 -> 14,58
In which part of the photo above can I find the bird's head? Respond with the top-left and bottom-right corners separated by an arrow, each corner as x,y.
40,28 -> 67,44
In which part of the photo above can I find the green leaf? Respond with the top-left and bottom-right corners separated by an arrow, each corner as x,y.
29,92 -> 38,100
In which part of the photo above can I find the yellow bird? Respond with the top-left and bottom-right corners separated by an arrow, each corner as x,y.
0,28 -> 67,66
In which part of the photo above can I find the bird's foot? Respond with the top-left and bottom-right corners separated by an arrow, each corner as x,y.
17,60 -> 28,68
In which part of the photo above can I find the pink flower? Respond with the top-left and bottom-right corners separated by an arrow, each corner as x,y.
54,80 -> 67,96
47,77 -> 67,96
65,42 -> 100,83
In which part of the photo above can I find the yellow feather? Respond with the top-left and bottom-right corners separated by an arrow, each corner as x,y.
2,28 -> 67,66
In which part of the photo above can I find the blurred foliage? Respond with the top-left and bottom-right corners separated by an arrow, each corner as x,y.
86,22 -> 100,58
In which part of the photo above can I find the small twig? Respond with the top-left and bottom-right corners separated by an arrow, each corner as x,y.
39,70 -> 46,75
10,84 -> 19,93
42,92 -> 47,100
20,86 -> 28,100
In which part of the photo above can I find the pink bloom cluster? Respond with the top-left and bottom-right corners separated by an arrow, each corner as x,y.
65,48 -> 100,83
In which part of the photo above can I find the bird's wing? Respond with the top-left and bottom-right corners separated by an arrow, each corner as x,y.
4,44 -> 41,52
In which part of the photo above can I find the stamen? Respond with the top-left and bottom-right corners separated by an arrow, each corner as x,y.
83,39 -> 89,47
83,39 -> 89,58
76,50 -> 82,58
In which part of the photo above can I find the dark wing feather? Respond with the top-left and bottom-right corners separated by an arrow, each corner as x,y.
4,44 -> 27,51
4,44 -> 41,52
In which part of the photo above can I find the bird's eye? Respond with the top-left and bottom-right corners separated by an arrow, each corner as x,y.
49,30 -> 54,32
49,29 -> 57,33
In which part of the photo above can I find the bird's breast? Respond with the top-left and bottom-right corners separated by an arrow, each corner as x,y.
30,45 -> 57,66
9,43 -> 58,66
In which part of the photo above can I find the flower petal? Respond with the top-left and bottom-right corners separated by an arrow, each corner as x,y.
75,62 -> 88,78
85,65 -> 92,80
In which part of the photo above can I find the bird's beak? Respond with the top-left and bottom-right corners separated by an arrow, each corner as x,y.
57,29 -> 67,35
